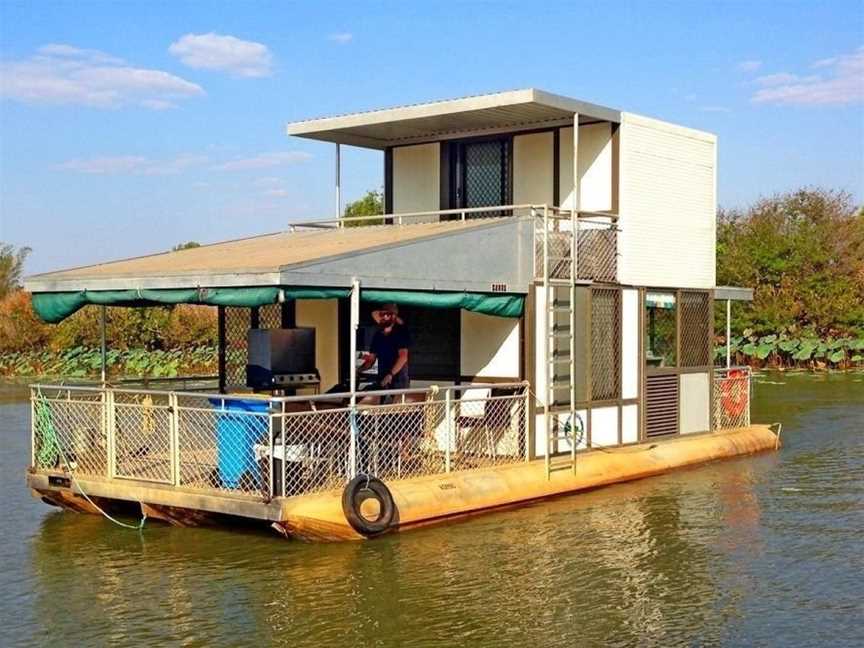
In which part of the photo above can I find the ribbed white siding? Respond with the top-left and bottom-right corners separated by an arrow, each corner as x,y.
618,113 -> 716,288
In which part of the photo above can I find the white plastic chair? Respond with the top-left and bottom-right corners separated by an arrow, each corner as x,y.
457,387 -> 494,458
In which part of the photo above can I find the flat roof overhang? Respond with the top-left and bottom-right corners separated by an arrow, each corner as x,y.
24,217 -> 533,295
714,286 -> 754,302
285,88 -> 621,150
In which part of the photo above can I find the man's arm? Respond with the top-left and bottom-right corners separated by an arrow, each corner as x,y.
380,348 -> 408,387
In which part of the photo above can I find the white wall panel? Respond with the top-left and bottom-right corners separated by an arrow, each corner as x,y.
680,372 -> 710,434
534,287 -> 547,404
622,288 -> 639,400
590,406 -> 619,447
618,113 -> 716,288
559,124 -> 613,212
460,311 -> 520,378
513,132 -> 554,205
393,143 -> 440,214
622,404 -> 639,444
295,299 -> 340,391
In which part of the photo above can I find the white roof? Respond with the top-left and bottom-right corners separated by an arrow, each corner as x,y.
285,88 -> 621,149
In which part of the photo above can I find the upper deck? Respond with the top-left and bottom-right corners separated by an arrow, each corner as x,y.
287,88 -> 717,290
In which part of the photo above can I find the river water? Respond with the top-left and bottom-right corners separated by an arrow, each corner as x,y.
1,373 -> 862,647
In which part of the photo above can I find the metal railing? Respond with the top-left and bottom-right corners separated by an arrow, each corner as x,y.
533,206 -> 618,283
287,203 -> 619,284
30,382 -> 529,502
712,366 -> 751,430
290,203 -> 542,229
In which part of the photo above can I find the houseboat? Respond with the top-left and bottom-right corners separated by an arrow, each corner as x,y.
25,89 -> 779,541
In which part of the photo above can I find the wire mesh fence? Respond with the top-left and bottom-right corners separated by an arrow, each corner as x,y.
223,306 -> 251,391
681,291 -> 711,367
32,387 -> 107,478
175,394 -> 272,496
713,367 -> 751,430
30,383 -> 528,501
533,212 -> 618,282
113,391 -> 173,483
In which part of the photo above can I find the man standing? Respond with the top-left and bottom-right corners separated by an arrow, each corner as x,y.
359,303 -> 411,389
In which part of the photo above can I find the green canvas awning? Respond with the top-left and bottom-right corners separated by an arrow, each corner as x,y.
31,286 -> 524,323
361,289 -> 524,318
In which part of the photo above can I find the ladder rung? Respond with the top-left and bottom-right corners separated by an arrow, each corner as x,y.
550,357 -> 571,365
548,462 -> 575,472
548,306 -> 573,313
551,381 -> 572,389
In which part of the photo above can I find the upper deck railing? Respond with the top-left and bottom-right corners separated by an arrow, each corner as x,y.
288,204 -> 619,284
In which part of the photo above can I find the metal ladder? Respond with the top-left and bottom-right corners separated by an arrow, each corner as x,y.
542,207 -> 578,478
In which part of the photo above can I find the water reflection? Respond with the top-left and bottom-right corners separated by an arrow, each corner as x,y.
29,463 -> 764,647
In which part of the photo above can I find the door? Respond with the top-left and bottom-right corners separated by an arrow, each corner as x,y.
452,138 -> 511,215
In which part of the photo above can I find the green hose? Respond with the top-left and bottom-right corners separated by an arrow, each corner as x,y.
35,395 -> 60,468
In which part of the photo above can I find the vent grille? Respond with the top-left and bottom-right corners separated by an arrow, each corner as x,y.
490,283 -> 508,293
645,374 -> 679,437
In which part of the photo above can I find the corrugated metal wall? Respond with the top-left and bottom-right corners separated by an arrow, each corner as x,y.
618,113 -> 716,289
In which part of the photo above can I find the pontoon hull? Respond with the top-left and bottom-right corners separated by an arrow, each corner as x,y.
274,424 -> 780,541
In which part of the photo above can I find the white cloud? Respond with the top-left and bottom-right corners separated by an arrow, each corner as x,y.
738,60 -> 763,72
58,153 -> 208,175
754,72 -> 802,87
328,33 -> 353,44
752,47 -> 864,106
169,33 -> 273,77
0,44 -> 204,109
213,151 -> 312,171
263,188 -> 290,198
700,105 -> 732,113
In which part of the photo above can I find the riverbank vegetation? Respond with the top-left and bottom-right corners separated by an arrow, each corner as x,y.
716,188 -> 863,369
0,187 -> 861,377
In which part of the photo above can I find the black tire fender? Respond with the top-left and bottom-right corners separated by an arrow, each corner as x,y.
341,475 -> 396,537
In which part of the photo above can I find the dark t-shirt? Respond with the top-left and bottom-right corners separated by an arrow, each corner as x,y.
370,324 -> 411,386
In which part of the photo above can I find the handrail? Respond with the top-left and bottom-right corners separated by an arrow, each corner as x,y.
30,380 -> 529,404
288,203 -> 619,229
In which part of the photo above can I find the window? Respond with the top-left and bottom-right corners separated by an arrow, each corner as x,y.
645,292 -> 676,367
591,288 -> 621,400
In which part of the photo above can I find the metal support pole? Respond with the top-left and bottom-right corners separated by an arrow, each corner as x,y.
106,389 -> 116,478
444,389 -> 452,473
335,143 -> 342,224
726,299 -> 732,369
169,392 -> 180,486
100,305 -> 107,385
348,277 -> 359,477
524,386 -> 531,463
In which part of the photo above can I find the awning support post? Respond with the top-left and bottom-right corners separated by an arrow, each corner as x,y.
335,143 -> 342,225
100,305 -> 107,385
726,299 -> 732,369
348,277 -> 360,478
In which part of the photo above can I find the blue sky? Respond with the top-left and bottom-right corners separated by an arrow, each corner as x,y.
1,1 -> 862,275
